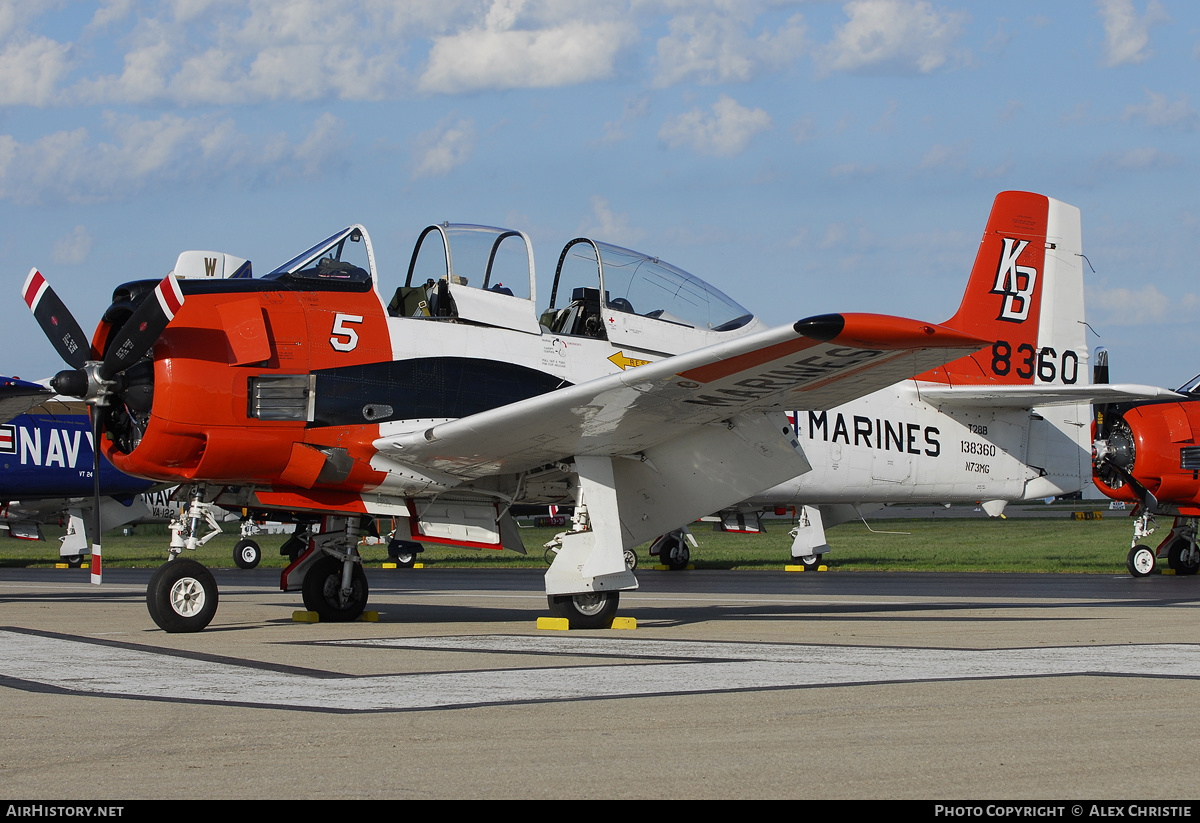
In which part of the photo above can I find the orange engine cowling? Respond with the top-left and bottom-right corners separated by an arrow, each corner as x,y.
1093,401 -> 1200,515
96,279 -> 391,495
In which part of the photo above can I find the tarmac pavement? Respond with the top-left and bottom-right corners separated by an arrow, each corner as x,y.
1,565 -> 1198,799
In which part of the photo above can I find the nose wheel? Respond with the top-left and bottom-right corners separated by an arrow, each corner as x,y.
147,558 -> 219,632
1127,545 -> 1156,577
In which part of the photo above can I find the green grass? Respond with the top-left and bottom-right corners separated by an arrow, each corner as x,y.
0,510 -> 1139,574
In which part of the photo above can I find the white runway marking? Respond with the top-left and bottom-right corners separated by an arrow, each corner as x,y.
3,630 -> 1199,713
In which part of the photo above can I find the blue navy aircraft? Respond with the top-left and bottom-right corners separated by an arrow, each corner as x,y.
0,376 -> 161,566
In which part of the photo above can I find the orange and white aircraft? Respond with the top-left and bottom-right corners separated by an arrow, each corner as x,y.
21,190 -> 1161,632
1092,371 -> 1200,577
687,191 -> 1177,569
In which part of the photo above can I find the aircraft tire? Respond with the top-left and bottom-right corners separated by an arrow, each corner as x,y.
233,538 -> 262,570
1127,545 -> 1156,578
280,534 -> 305,564
147,559 -> 219,633
1165,538 -> 1200,575
547,591 -> 619,629
301,555 -> 368,622
652,532 -> 690,570
623,548 -> 638,571
65,555 -> 85,569
797,553 -> 823,570
387,539 -> 421,568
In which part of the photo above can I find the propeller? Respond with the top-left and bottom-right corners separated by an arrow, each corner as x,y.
1092,346 -> 1110,440
21,267 -> 184,584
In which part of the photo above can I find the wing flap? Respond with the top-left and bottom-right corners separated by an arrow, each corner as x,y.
374,313 -> 988,480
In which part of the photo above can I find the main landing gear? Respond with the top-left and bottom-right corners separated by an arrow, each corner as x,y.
651,528 -> 695,570
284,515 -> 372,623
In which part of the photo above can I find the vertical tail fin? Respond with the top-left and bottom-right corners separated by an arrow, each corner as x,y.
921,191 -> 1087,387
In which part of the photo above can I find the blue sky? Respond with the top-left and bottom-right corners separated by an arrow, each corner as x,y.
3,0 -> 1197,388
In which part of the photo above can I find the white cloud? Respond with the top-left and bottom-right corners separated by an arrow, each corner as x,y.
817,0 -> 968,75
829,162 -> 877,178
1096,0 -> 1169,67
1097,146 -> 1181,171
1087,282 -> 1200,325
0,112 -> 347,204
418,8 -> 636,94
919,141 -> 969,171
0,34 -> 74,105
653,10 -> 806,87
598,96 -> 649,145
411,116 -> 476,179
577,195 -> 646,248
66,1 -> 413,105
51,225 -> 92,265
1122,90 -> 1197,131
658,94 -> 771,157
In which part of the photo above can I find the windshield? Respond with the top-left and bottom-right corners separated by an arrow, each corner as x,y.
265,225 -> 375,285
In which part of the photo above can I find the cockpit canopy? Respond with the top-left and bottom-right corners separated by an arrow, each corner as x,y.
264,225 -> 377,288
393,223 -> 540,334
548,239 -> 753,333
259,222 -> 760,350
543,239 -> 758,354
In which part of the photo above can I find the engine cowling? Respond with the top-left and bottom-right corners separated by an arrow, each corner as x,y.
1093,401 -> 1200,514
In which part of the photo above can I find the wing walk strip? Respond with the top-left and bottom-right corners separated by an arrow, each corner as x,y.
4,631 -> 1200,713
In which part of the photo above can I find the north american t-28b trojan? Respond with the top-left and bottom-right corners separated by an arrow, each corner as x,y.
22,191 -> 1105,632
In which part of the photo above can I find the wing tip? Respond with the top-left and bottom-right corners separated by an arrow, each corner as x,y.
793,314 -> 845,342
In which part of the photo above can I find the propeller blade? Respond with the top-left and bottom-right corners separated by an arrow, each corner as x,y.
22,268 -> 90,370
1100,454 -> 1159,514
90,408 -> 102,585
99,273 -> 184,381
1092,346 -> 1110,438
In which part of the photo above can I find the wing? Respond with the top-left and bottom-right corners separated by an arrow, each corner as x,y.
374,313 -> 988,480
0,376 -> 54,424
916,383 -> 1182,408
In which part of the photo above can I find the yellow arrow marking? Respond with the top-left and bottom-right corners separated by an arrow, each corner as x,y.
608,351 -> 651,370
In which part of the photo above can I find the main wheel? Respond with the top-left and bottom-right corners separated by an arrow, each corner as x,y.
797,553 -> 823,570
387,539 -> 421,568
1128,545 -> 1156,577
280,534 -> 306,564
623,548 -> 638,571
1167,540 -> 1200,575
547,591 -> 619,629
147,558 -> 219,633
65,554 -> 85,569
233,538 -> 262,569
301,555 -> 369,622
654,533 -> 690,570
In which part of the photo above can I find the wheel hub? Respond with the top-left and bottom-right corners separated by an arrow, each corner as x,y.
572,592 -> 607,616
169,577 -> 206,617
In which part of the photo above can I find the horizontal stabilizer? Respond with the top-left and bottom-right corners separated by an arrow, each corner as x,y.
916,383 -> 1181,409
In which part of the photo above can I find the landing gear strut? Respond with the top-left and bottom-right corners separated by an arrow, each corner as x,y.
148,487 -> 223,632
287,515 -> 372,622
